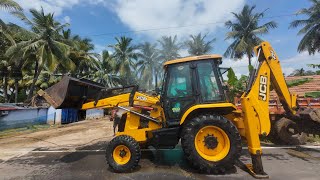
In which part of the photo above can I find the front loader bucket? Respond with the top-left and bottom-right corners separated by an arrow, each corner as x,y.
38,76 -> 105,109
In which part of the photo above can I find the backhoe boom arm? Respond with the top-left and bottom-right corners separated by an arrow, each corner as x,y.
256,42 -> 297,115
240,41 -> 297,177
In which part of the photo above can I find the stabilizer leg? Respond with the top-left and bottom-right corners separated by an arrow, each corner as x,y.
241,97 -> 270,178
245,152 -> 269,179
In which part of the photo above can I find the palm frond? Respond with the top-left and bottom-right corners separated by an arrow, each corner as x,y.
10,11 -> 34,27
290,19 -> 311,28
0,0 -> 22,12
290,0 -> 320,54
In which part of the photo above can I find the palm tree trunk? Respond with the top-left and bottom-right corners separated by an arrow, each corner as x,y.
247,52 -> 254,76
14,78 -> 19,103
27,61 -> 41,100
149,68 -> 153,89
155,71 -> 158,90
3,75 -> 8,103
247,52 -> 252,67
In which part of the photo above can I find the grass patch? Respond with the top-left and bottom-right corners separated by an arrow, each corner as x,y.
305,91 -> 320,98
287,78 -> 312,88
0,124 -> 53,138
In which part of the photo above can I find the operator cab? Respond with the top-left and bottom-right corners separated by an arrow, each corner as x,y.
161,55 -> 227,127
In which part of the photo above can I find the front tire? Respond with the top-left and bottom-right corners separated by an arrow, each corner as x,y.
181,114 -> 242,173
106,135 -> 141,172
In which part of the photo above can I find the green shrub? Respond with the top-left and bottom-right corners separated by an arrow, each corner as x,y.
305,91 -> 320,98
287,78 -> 312,87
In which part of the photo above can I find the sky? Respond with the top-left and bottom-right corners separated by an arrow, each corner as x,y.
1,0 -> 319,77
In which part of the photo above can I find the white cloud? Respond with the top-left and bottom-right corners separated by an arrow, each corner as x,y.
15,0 -> 81,16
109,0 -> 245,39
0,0 -> 107,24
3,0 -> 245,39
221,57 -> 257,78
280,52 -> 320,75
281,51 -> 320,64
221,52 -> 320,78
10,0 -> 109,16
63,16 -> 71,24
179,49 -> 189,57
282,67 -> 295,76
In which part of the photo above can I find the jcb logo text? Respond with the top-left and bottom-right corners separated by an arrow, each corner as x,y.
259,76 -> 268,101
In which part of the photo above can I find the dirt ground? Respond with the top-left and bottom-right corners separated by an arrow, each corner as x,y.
0,118 -> 320,180
0,118 -> 114,162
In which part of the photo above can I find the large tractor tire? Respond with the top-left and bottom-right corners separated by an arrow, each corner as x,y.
106,135 -> 141,172
181,114 -> 242,173
274,117 -> 307,145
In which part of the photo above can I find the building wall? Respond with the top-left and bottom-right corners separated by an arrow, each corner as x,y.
0,108 -> 48,131
47,106 -> 62,125
0,107 -> 104,131
86,109 -> 104,119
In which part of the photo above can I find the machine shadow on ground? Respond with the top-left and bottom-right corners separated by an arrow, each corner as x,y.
56,141 -> 238,175
56,141 -> 308,175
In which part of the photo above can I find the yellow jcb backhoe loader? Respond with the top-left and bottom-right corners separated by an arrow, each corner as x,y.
38,41 -> 319,178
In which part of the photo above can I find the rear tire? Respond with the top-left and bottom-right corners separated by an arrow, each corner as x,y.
106,135 -> 141,172
274,117 -> 307,145
181,114 -> 242,173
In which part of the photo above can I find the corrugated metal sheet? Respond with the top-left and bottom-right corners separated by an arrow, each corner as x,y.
0,107 -> 18,111
0,104 -> 24,111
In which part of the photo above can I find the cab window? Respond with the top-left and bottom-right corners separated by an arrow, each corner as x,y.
197,62 -> 221,101
166,64 -> 192,98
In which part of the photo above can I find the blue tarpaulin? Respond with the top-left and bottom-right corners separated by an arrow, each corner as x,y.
61,109 -> 78,124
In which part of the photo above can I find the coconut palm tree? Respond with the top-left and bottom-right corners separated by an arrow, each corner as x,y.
109,36 -> 139,85
23,70 -> 60,90
0,60 -> 9,102
62,30 -> 99,78
5,23 -> 32,103
157,35 -> 181,88
0,32 -> 11,102
158,35 -> 181,61
224,5 -> 277,66
6,8 -> 75,100
290,0 -> 320,54
185,33 -> 216,56
136,42 -> 160,90
93,50 -> 120,87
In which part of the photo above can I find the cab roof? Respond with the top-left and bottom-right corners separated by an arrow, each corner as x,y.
164,54 -> 222,66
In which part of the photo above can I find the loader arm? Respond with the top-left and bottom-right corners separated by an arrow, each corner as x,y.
81,91 -> 160,110
240,41 -> 297,177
